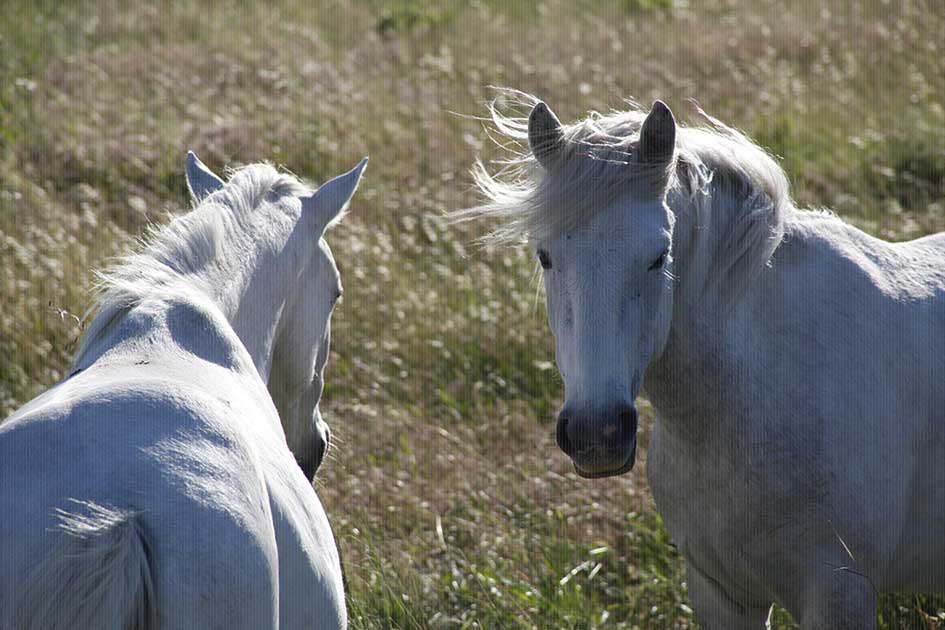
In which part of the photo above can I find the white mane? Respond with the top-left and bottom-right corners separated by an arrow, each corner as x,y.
71,163 -> 311,368
466,89 -> 794,305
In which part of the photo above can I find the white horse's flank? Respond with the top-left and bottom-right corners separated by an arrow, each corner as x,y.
469,90 -> 945,628
0,153 -> 367,629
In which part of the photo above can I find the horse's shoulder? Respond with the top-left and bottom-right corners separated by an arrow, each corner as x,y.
774,213 -> 916,293
2,370 -> 281,514
780,211 -> 879,257
85,293 -> 256,377
781,212 -> 945,273
161,295 -> 254,372
3,292 -> 274,453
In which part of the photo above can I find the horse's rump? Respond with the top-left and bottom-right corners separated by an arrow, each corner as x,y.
14,501 -> 156,630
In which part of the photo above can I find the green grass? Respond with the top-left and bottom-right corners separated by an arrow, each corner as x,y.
2,1 -> 944,627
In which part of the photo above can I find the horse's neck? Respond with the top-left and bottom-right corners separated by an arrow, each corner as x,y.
646,312 -> 730,440
227,265 -> 290,384
666,186 -> 709,309
646,189 -> 750,443
147,244 -> 289,383
160,238 -> 292,384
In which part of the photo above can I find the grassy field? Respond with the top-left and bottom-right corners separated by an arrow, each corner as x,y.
2,1 -> 944,627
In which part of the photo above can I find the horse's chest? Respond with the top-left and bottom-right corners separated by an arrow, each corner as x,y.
647,421 -> 778,598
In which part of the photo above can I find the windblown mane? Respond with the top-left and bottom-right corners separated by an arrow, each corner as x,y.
71,163 -> 311,368
465,89 -> 794,305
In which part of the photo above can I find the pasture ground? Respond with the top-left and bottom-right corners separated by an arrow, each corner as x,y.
1,1 -> 943,627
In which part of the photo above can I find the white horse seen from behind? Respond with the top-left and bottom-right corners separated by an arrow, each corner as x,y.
469,91 -> 945,629
0,152 -> 367,629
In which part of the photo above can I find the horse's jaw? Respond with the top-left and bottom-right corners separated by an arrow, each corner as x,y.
572,446 -> 637,479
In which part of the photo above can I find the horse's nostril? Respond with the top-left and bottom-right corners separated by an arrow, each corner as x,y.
316,434 -> 328,462
618,407 -> 638,441
310,429 -> 328,478
556,415 -> 573,456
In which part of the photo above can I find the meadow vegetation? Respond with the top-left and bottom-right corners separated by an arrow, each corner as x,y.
1,1 -> 943,627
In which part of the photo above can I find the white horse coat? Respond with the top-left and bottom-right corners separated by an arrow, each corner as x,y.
469,91 -> 945,629
0,154 -> 367,629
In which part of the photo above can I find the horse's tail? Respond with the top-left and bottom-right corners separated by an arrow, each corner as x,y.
15,501 -> 157,630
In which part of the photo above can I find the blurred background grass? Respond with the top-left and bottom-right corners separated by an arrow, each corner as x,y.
1,1 -> 943,628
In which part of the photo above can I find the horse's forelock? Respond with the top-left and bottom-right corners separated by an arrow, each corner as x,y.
219,163 -> 312,216
464,89 -> 792,306
462,92 -> 679,244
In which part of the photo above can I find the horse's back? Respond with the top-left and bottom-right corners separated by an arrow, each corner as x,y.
651,216 -> 945,606
762,215 -> 945,591
1,293 -> 347,627
0,366 -> 283,629
885,230 -> 945,591
774,214 -> 945,397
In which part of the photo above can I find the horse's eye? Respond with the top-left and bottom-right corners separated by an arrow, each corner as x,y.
537,249 -> 552,270
648,250 -> 668,271
334,288 -> 343,303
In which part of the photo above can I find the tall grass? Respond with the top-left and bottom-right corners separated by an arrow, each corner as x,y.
2,1 -> 943,627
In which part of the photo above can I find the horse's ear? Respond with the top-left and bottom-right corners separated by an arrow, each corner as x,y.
638,100 -> 676,165
528,101 -> 564,168
302,157 -> 369,232
185,151 -> 225,201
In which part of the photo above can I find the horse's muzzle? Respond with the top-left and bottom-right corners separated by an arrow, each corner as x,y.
573,442 -> 636,478
298,423 -> 330,481
556,404 -> 638,478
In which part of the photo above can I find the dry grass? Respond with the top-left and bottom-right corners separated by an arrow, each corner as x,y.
2,1 -> 943,627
